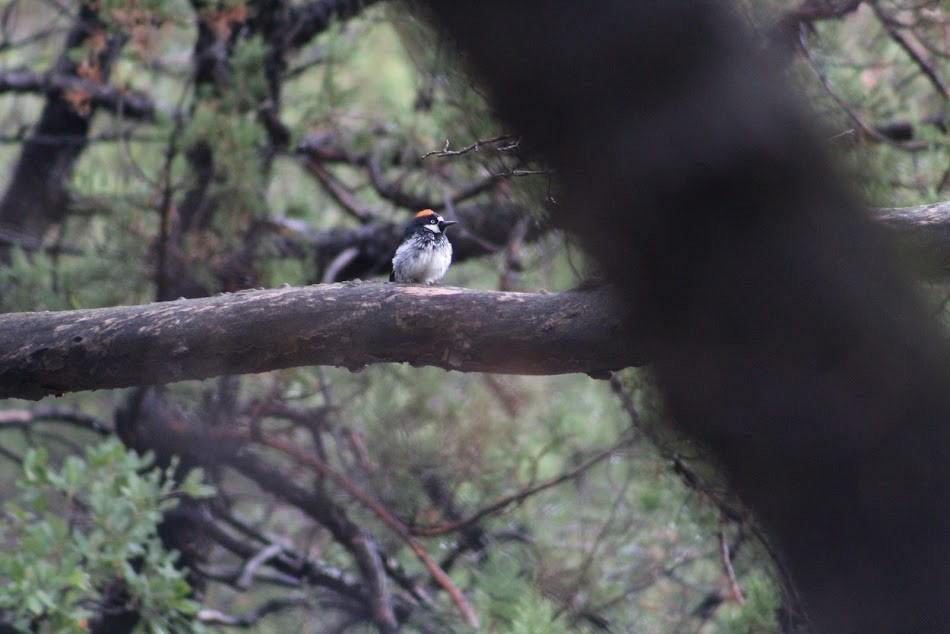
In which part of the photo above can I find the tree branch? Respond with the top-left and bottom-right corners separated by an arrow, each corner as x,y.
873,201 -> 950,274
410,437 -> 632,537
0,283 -> 639,400
0,200 -> 943,401
287,0 -> 383,50
0,68 -> 164,120
261,201 -> 546,282
257,433 -> 479,628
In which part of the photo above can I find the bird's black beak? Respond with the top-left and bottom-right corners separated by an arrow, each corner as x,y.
440,220 -> 459,230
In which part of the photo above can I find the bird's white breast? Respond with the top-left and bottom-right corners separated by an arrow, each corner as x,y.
392,236 -> 452,283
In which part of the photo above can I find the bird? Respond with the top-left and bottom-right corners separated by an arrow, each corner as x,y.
390,209 -> 458,284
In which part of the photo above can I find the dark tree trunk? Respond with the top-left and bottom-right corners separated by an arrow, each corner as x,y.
416,2 -> 950,632
0,5 -> 123,250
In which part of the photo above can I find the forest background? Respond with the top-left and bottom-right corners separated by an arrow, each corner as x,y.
0,1 -> 947,632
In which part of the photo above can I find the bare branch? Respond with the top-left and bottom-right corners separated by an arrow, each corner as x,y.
868,1 -> 949,101
0,406 -> 111,434
719,529 -> 745,605
0,283 -> 640,400
198,597 -> 311,627
299,156 -> 379,222
421,134 -> 520,159
799,33 -> 926,151
411,438 -> 633,538
258,433 -> 478,628
236,543 -> 284,590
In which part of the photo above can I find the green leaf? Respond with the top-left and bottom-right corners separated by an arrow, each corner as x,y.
179,468 -> 215,499
21,448 -> 48,484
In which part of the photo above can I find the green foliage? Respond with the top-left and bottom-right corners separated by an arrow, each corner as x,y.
0,247 -> 72,311
0,438 -> 213,633
718,572 -> 781,634
230,36 -> 271,113
508,594 -> 571,634
0,215 -> 154,311
799,9 -> 950,208
180,102 -> 267,210
469,555 -> 572,634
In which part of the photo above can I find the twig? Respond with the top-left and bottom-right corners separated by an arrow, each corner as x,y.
868,0 -> 949,101
411,438 -> 632,537
421,134 -> 519,159
366,154 -> 432,211
197,506 -> 362,596
490,168 -> 553,177
254,433 -> 480,628
300,157 -> 377,222
197,596 -> 311,626
799,31 -> 926,151
826,128 -> 855,142
720,528 -> 745,604
198,562 -> 302,588
236,543 -> 284,590
500,216 -> 531,291
0,407 -> 111,434
322,246 -> 360,283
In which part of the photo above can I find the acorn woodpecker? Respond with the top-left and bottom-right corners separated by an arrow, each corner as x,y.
390,209 -> 458,284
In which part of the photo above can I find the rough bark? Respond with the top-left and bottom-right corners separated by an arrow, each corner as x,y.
873,200 -> 950,275
0,283 -> 638,400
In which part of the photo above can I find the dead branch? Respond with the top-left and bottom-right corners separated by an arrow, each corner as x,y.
421,134 -> 519,159
0,283 -> 639,400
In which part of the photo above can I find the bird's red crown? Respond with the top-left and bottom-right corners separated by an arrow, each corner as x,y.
415,209 -> 437,218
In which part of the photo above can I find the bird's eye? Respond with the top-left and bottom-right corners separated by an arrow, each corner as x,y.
430,218 -> 437,223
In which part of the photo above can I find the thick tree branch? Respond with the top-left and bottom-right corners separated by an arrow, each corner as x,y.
0,68 -> 163,120
0,200 -> 942,401
873,201 -> 950,275
0,283 -> 638,400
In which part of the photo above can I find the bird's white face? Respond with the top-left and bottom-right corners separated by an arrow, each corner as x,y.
422,214 -> 445,233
